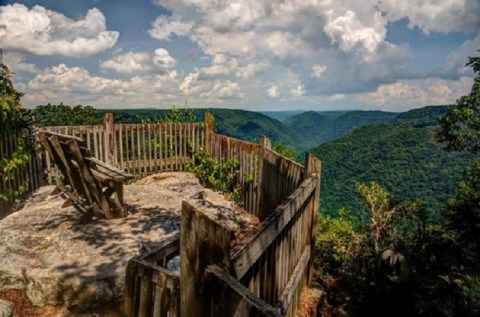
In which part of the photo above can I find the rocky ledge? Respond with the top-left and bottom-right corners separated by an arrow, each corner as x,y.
0,172 -> 258,312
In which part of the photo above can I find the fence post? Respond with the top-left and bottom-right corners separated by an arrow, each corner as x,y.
205,112 -> 214,153
257,135 -> 271,219
304,153 -> 321,286
103,113 -> 115,165
180,201 -> 233,317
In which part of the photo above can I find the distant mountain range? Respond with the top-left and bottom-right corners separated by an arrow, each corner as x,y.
308,106 -> 475,218
282,110 -> 397,148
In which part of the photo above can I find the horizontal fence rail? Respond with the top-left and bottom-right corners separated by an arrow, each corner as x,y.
125,233 -> 180,317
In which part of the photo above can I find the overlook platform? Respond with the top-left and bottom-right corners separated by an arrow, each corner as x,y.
0,172 -> 257,315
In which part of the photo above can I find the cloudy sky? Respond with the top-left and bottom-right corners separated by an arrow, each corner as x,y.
0,0 -> 479,111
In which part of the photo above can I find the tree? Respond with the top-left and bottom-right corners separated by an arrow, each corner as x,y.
436,51 -> 480,264
357,181 -> 415,253
33,103 -> 101,126
436,50 -> 480,153
446,160 -> 480,262
0,64 -> 31,132
0,62 -> 32,201
272,142 -> 297,161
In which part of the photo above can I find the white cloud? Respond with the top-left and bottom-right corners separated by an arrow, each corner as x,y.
355,77 -> 474,110
0,4 -> 118,57
101,52 -> 151,74
152,48 -> 176,69
267,85 -> 280,98
24,64 -> 246,108
2,52 -> 37,73
328,94 -> 345,101
442,34 -> 480,76
201,80 -> 244,99
100,48 -> 175,74
323,10 -> 386,60
197,53 -> 267,79
179,72 -> 199,94
7,0 -> 478,111
312,64 -> 327,78
148,15 -> 193,40
290,85 -> 305,97
379,0 -> 480,34
150,0 -> 415,98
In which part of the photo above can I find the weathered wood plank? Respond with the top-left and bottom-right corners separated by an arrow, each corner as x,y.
205,264 -> 283,317
232,176 -> 316,280
278,246 -> 310,313
180,201 -> 233,317
138,269 -> 153,317
304,152 -> 321,286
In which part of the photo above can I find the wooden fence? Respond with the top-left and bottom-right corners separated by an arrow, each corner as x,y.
5,112 -> 321,316
0,128 -> 43,218
125,133 -> 321,317
38,114 -> 207,182
125,233 -> 180,317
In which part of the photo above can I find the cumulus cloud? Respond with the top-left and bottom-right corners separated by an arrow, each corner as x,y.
442,34 -> 480,76
149,0 -> 415,98
312,64 -> 327,78
0,4 -> 118,57
179,72 -> 199,94
267,85 -> 280,98
149,15 -> 193,40
328,94 -> 346,101
290,85 -> 306,97
7,0 -> 478,111
324,10 -> 386,60
379,0 -> 480,34
100,48 -> 175,74
197,53 -> 267,79
201,80 -> 244,99
3,52 -> 38,73
153,48 -> 176,69
355,76 -> 474,110
24,64 -> 246,108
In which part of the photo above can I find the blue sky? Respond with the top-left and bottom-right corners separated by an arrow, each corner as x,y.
0,0 -> 479,111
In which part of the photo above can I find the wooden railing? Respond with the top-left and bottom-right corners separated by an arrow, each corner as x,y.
124,147 -> 320,317
38,114 -> 207,182
124,233 -> 180,317
4,112 -> 321,316
208,132 -> 262,216
0,128 -> 43,218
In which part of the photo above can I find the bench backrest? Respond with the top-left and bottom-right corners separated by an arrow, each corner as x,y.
37,131 -> 129,219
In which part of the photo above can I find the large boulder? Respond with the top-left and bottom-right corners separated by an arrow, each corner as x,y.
0,172 -> 244,311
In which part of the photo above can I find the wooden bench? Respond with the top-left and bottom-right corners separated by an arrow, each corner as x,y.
37,131 -> 134,220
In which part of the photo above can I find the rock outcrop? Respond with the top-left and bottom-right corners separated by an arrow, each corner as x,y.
0,172 -> 256,311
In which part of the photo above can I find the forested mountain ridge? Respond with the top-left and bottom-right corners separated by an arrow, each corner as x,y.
393,105 -> 447,126
284,111 -> 330,147
309,106 -> 475,218
284,109 -> 397,147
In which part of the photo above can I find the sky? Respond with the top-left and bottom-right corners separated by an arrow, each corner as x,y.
0,0 -> 479,112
